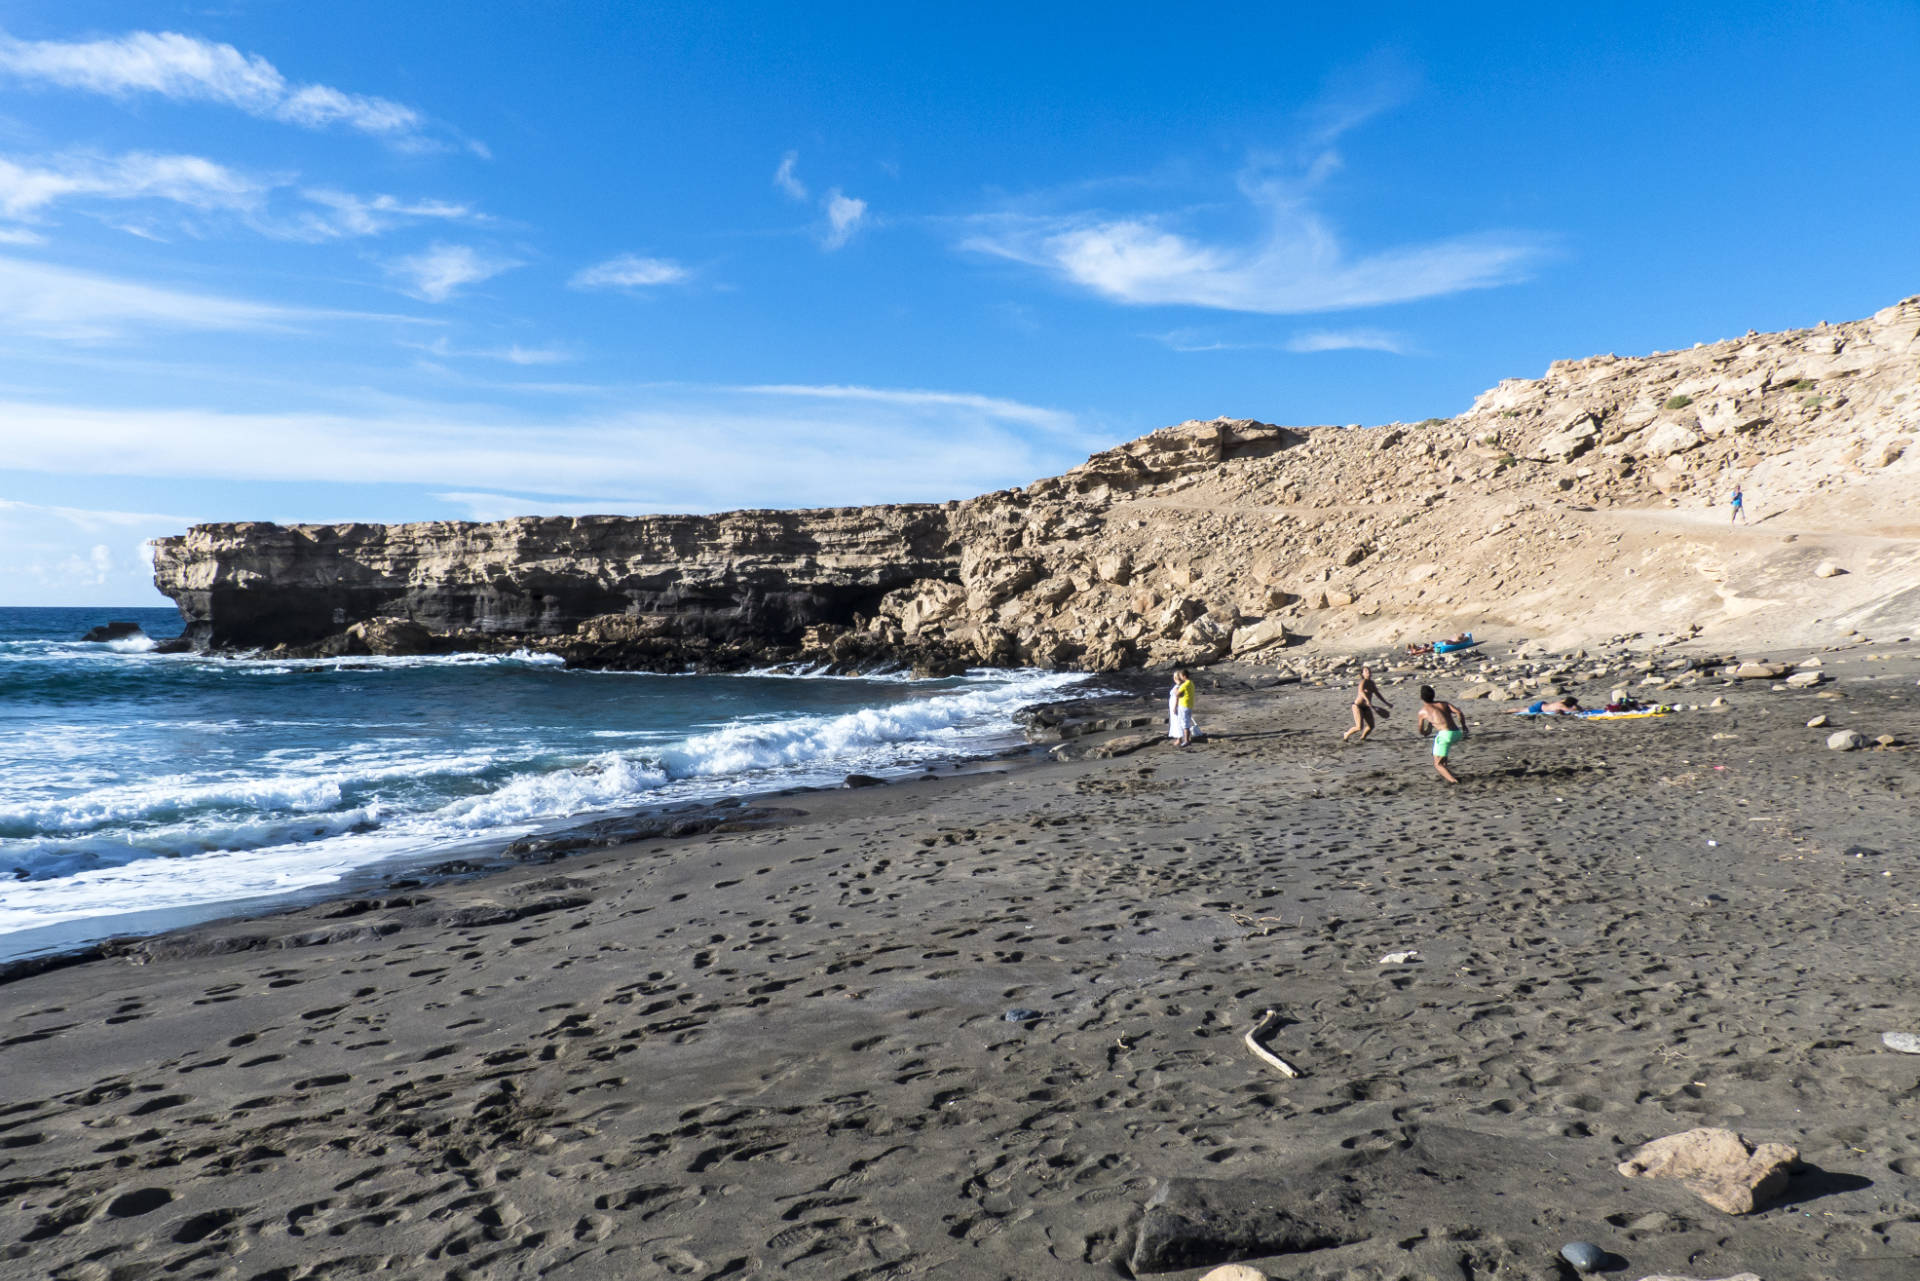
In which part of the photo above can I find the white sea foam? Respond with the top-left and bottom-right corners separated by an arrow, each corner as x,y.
0,666 -> 1088,938
0,750 -> 501,836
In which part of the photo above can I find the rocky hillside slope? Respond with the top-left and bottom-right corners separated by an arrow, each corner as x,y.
152,297 -> 1920,671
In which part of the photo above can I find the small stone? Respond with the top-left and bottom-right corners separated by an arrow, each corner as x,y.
1785,670 -> 1824,688
1814,561 -> 1843,577
1883,1031 -> 1920,1054
1560,1241 -> 1605,1272
1198,1267 -> 1270,1281
1828,729 -> 1868,751
1875,734 -> 1899,747
1806,715 -> 1829,728
1002,1008 -> 1041,1022
842,773 -> 887,788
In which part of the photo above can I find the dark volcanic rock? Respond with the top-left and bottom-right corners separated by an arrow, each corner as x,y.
1129,1176 -> 1371,1274
80,620 -> 144,643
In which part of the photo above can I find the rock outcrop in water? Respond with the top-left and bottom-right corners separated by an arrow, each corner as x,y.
80,621 -> 146,644
153,298 -> 1920,670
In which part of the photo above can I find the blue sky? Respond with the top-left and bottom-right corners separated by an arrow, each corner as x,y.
0,2 -> 1915,605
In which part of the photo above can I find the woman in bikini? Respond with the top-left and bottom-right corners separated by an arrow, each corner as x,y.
1341,666 -> 1391,742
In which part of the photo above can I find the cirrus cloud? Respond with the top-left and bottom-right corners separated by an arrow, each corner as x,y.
569,253 -> 690,291
385,243 -> 520,302
0,253 -> 421,341
0,28 -> 472,152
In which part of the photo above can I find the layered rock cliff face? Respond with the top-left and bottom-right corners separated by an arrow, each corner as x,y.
151,507 -> 960,669
154,298 -> 1920,670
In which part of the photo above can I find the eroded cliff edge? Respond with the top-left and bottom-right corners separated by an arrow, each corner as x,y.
154,298 -> 1920,671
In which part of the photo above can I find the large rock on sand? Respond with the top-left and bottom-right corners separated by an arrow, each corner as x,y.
1617,1127 -> 1797,1214
1129,1177 -> 1369,1274
1828,729 -> 1868,751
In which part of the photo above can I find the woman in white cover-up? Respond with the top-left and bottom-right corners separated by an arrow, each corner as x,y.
1167,667 -> 1197,746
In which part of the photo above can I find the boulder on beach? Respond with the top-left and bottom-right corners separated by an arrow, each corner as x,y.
1130,1176 -> 1369,1274
1616,1127 -> 1797,1214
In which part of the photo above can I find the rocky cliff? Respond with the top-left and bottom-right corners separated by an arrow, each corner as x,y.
153,297 -> 1920,670
151,507 -> 960,670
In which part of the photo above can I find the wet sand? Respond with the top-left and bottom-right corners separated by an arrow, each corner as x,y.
3,648 -> 1918,1280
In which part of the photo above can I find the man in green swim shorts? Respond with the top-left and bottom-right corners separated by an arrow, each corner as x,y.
1416,684 -> 1467,785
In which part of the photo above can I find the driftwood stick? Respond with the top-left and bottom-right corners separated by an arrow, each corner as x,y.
1243,1008 -> 1301,1078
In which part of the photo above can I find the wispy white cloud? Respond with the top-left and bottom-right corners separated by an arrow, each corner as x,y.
0,225 -> 43,244
0,148 -> 483,242
0,496 -> 190,528
405,336 -> 572,365
1152,325 -> 1409,355
774,153 -> 871,250
773,150 -> 807,201
0,253 -> 416,340
961,67 -> 1543,315
385,242 -> 519,302
736,382 -> 1079,434
569,253 -> 689,290
966,194 -> 1541,314
822,188 -> 867,250
0,29 -> 454,149
0,150 -> 263,219
1285,327 -> 1408,354
0,384 -> 1093,512
290,189 -> 481,240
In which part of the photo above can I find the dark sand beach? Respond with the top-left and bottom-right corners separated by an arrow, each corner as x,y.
4,650 -> 1918,1280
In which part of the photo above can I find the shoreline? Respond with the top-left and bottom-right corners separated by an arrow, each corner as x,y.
0,675 -> 1159,979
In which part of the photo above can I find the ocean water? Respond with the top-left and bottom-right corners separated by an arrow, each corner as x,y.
0,606 -> 1085,959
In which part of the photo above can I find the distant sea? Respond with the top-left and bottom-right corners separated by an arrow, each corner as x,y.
0,606 -> 1085,961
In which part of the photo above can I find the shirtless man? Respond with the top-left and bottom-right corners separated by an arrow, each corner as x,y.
1416,684 -> 1467,784
1341,666 -> 1391,742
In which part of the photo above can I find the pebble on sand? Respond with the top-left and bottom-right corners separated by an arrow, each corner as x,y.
1882,1031 -> 1920,1054
1827,729 -> 1868,751
1806,715 -> 1829,728
1560,1240 -> 1605,1271
1198,1267 -> 1270,1281
1002,1007 -> 1041,1022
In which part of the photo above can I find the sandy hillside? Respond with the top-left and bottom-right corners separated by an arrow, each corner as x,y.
868,297 -> 1920,669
